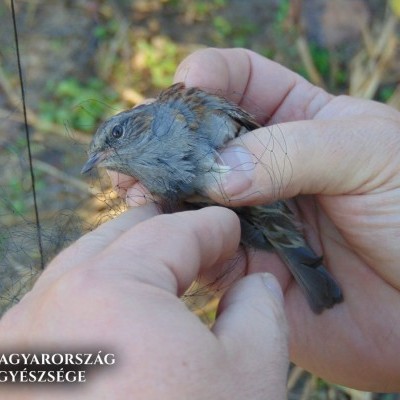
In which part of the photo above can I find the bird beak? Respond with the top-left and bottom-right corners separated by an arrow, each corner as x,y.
81,152 -> 105,174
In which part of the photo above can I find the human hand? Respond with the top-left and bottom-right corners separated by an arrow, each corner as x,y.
110,47 -> 400,391
169,48 -> 400,391
0,205 -> 288,399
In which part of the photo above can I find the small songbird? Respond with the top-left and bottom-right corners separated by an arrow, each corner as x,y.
82,83 -> 343,313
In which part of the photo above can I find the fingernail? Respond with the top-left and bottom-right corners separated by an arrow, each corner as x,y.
212,145 -> 254,197
262,273 -> 284,303
174,65 -> 190,83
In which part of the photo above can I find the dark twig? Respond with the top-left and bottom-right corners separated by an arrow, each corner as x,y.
11,0 -> 44,269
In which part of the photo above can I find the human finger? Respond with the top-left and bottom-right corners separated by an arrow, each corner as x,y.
213,273 -> 288,400
38,204 -> 159,290
174,48 -> 333,124
205,116 -> 400,205
96,206 -> 241,295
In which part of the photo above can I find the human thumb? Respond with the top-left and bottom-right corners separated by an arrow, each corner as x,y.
206,115 -> 400,206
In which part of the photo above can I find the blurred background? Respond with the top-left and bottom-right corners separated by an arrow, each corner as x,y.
0,0 -> 399,398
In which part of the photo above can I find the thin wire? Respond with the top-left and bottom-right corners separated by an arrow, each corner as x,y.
11,0 -> 45,269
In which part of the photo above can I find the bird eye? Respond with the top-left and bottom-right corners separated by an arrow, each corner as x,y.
111,124 -> 124,139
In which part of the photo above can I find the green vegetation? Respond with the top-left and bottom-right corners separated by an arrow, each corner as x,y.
378,86 -> 396,103
212,16 -> 258,47
275,0 -> 290,25
7,176 -> 27,215
134,38 -> 180,88
39,78 -> 119,132
93,19 -> 119,40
